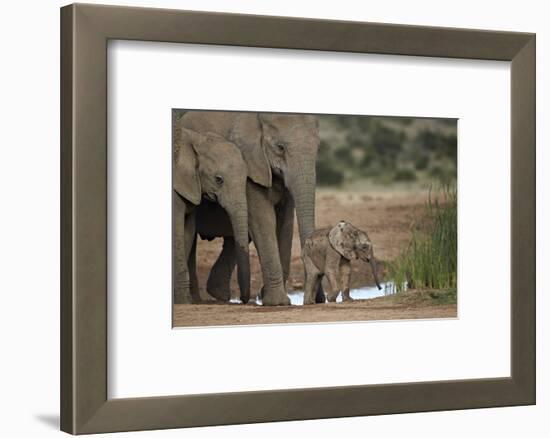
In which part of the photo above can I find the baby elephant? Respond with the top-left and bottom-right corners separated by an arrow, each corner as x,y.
302,221 -> 382,304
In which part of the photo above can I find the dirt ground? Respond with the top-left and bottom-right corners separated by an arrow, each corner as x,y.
174,188 -> 456,327
173,289 -> 457,327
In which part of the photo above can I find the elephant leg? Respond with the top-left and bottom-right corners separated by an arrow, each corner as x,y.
173,192 -> 193,304
206,237 -> 235,302
325,272 -> 340,302
188,235 -> 201,303
276,194 -> 295,285
313,275 -> 324,304
314,281 -> 326,303
276,192 -> 324,302
248,184 -> 290,306
325,248 -> 342,303
339,259 -> 353,302
303,257 -> 321,305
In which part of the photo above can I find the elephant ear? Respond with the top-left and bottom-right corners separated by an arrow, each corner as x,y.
173,128 -> 202,205
229,114 -> 272,188
328,221 -> 358,260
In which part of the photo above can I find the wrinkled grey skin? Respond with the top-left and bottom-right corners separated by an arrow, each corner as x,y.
173,128 -> 250,304
302,221 -> 382,305
180,112 -> 320,306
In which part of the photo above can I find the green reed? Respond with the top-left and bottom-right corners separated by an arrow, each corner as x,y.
388,186 -> 457,292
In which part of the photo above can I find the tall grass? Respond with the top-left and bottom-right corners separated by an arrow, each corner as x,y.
388,187 -> 457,292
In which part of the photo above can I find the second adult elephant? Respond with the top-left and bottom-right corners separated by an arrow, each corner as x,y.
181,112 -> 323,305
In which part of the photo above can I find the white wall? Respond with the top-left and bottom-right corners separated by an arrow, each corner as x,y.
0,0 -> 546,437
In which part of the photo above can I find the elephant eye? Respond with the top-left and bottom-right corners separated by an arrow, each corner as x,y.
276,142 -> 286,153
215,175 -> 224,186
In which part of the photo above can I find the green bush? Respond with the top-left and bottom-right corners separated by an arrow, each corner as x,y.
393,168 -> 417,182
414,129 -> 457,165
388,187 -> 457,292
316,160 -> 344,186
413,153 -> 430,170
429,161 -> 456,185
429,164 -> 445,179
334,147 -> 355,167
371,122 -> 403,168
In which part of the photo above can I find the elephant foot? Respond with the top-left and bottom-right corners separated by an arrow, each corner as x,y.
174,291 -> 193,305
206,285 -> 230,302
190,290 -> 202,304
326,293 -> 338,303
342,289 -> 353,301
206,274 -> 231,302
303,295 -> 316,305
262,290 -> 290,306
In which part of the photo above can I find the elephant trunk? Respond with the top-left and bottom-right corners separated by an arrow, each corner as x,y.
370,258 -> 382,290
288,160 -> 316,248
226,205 -> 251,303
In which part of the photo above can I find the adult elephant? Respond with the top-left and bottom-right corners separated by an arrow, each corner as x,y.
172,127 -> 250,304
180,111 -> 323,306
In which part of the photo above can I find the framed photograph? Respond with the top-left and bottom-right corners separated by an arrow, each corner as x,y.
171,109 -> 458,326
60,3 -> 535,434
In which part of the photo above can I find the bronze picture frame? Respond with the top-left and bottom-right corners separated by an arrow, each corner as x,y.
60,3 -> 536,434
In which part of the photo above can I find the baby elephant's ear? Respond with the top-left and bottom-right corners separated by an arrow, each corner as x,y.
328,221 -> 357,260
173,128 -> 202,205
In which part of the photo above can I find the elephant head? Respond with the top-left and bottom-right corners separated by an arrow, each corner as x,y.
230,113 -> 320,247
173,128 -> 251,303
328,221 -> 382,290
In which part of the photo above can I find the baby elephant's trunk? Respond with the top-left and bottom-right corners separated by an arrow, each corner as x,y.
369,258 -> 382,290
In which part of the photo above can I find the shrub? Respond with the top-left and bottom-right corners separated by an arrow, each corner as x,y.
388,187 -> 457,292
414,153 -> 430,170
393,168 -> 417,182
429,161 -> 456,185
316,160 -> 344,186
371,122 -> 403,168
334,147 -> 355,167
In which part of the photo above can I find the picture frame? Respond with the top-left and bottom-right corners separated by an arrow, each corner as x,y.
60,3 -> 535,434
